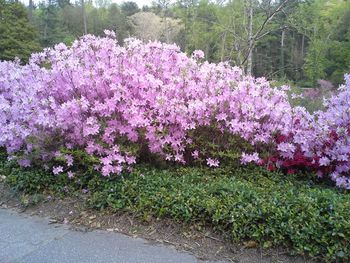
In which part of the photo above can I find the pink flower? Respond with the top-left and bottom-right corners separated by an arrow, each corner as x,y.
126,156 -> 136,165
291,93 -> 304,99
101,156 -> 113,166
241,152 -> 260,164
192,50 -> 204,59
104,30 -> 116,38
215,113 -> 227,121
191,150 -> 199,159
1,33 -> 349,189
206,158 -> 219,167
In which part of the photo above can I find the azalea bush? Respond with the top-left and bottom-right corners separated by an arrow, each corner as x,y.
267,77 -> 350,189
0,31 -> 349,188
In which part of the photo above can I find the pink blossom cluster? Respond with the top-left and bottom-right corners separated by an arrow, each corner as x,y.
310,75 -> 350,188
265,74 -> 350,188
0,32 -> 349,188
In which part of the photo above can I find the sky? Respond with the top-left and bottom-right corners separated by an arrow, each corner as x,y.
20,0 -> 154,7
112,0 -> 153,7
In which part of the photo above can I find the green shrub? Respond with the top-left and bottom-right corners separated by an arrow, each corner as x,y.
1,149 -> 350,262
85,165 -> 350,262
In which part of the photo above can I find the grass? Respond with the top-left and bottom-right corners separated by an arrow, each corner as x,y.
1,149 -> 350,262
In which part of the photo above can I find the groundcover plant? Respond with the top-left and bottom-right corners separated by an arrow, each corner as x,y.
0,30 -> 349,188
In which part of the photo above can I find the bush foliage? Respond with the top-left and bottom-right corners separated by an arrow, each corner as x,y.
0,32 -> 349,188
2,151 -> 350,262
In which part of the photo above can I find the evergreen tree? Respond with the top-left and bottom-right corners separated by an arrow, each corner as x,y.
121,1 -> 139,16
0,0 -> 41,62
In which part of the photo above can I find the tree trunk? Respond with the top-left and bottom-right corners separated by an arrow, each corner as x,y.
220,31 -> 227,62
44,0 -> 50,43
81,0 -> 87,35
246,0 -> 253,75
301,34 -> 305,58
28,0 -> 33,21
280,28 -> 285,77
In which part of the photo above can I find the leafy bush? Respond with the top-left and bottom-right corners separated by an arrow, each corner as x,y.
1,147 -> 98,194
3,152 -> 350,262
0,32 -> 349,188
87,166 -> 350,261
0,32 -> 293,173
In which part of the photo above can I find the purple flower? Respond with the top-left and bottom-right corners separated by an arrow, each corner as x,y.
67,171 -> 75,179
53,166 -> 64,175
319,157 -> 330,166
65,154 -> 73,167
63,186 -> 69,193
17,158 -> 31,167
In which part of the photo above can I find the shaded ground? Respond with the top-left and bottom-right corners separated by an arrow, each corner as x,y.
0,183 -> 314,263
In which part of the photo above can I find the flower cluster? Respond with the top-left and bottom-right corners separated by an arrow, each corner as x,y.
268,75 -> 350,188
0,32 -> 348,188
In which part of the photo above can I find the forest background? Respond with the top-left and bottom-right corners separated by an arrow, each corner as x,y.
1,0 -> 350,88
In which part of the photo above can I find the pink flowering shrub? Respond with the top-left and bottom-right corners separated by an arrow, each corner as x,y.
312,75 -> 350,187
267,75 -> 350,188
0,32 -> 349,188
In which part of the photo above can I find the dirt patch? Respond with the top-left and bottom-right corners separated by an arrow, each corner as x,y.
0,183 -> 314,263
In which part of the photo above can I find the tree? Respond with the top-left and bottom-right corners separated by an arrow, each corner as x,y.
175,0 -> 219,61
121,1 -> 139,16
289,0 -> 350,85
107,3 -> 130,41
28,0 -> 34,21
35,1 -> 70,47
129,12 -> 182,43
0,0 -> 40,62
94,0 -> 111,8
81,0 -> 87,34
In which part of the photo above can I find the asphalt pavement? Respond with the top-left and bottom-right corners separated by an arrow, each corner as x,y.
0,208 -> 224,263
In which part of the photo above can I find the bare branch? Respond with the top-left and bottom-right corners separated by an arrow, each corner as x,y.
240,0 -> 291,66
256,25 -> 288,41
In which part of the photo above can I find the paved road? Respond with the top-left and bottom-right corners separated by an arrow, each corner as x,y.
0,209 -> 223,263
